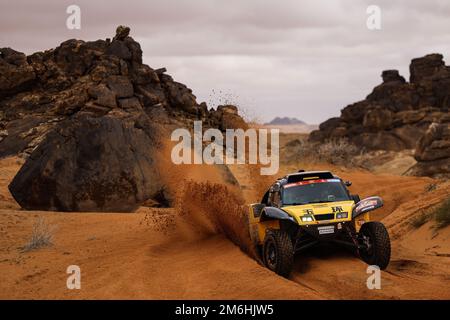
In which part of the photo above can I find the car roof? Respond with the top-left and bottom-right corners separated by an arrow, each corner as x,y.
276,170 -> 339,186
262,170 -> 343,203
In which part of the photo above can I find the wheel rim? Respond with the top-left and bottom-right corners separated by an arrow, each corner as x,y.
361,233 -> 374,257
266,240 -> 277,269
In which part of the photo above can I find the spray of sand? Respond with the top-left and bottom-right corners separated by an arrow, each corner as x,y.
143,138 -> 264,257
174,180 -> 257,257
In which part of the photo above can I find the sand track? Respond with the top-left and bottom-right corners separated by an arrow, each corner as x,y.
228,163 -> 450,299
0,157 -> 449,299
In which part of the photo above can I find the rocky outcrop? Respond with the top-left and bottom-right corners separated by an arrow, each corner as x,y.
407,117 -> 450,178
1,26 -> 245,211
381,70 -> 406,83
0,26 -> 245,159
410,53 -> 446,84
0,48 -> 36,97
212,105 -> 247,131
310,54 -> 450,152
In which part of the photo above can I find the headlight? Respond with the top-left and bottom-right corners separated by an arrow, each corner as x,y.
336,212 -> 348,219
301,216 -> 314,222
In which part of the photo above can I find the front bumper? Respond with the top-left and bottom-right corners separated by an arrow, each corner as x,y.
299,221 -> 350,240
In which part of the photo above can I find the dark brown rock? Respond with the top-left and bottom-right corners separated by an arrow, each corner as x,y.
118,97 -> 142,111
362,107 -> 393,131
106,75 -> 134,98
124,37 -> 143,64
382,70 -> 405,83
392,110 -> 426,126
410,53 -> 445,83
88,84 -> 117,108
107,41 -> 132,60
0,48 -> 36,98
162,79 -> 198,113
415,122 -> 450,162
8,113 -> 163,212
113,25 -> 130,41
214,105 -> 248,130
407,120 -> 450,178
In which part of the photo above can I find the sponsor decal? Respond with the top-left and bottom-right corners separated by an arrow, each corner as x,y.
285,178 -> 340,188
331,206 -> 343,213
356,199 -> 378,213
318,225 -> 335,235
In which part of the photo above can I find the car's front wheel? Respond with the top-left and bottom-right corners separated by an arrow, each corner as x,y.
263,230 -> 294,278
358,222 -> 391,269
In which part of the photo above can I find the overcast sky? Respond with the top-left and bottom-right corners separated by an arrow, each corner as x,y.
1,0 -> 449,123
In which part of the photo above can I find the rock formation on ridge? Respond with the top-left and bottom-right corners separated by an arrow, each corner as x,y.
1,26 -> 246,211
309,53 -> 450,178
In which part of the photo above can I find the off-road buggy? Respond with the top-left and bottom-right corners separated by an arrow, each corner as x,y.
248,170 -> 391,277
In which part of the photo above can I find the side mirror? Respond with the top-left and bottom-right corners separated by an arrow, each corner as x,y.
251,203 -> 265,218
345,180 -> 352,187
353,196 -> 383,218
271,183 -> 281,193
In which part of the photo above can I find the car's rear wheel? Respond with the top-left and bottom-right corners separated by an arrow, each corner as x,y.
263,230 -> 294,278
358,222 -> 391,269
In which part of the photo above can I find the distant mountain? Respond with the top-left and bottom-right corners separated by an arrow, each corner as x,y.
265,117 -> 306,125
262,117 -> 316,133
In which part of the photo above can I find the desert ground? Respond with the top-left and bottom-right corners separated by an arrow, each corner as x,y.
0,141 -> 449,300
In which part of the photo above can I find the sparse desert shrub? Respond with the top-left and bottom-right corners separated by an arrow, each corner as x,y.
434,197 -> 450,229
425,183 -> 437,192
284,138 -> 314,162
317,139 -> 360,165
410,211 -> 430,228
283,138 -> 363,167
22,217 -> 55,252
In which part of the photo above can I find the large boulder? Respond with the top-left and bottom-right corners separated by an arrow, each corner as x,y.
362,107 -> 393,131
407,119 -> 450,178
215,105 -> 248,130
8,113 -> 163,212
0,48 -> 36,98
415,121 -> 450,162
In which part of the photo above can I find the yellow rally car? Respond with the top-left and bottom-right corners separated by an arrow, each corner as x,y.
248,170 -> 391,277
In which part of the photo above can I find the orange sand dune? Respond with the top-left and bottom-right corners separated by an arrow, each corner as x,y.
0,156 -> 449,299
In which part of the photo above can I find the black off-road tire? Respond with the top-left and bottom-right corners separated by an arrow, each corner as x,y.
359,222 -> 391,269
263,230 -> 294,278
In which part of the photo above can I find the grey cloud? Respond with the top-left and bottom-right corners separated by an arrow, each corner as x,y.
1,0 -> 449,123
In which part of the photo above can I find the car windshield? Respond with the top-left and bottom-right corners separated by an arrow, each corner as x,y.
282,180 -> 350,206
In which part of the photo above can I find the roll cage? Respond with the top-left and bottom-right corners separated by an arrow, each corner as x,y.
261,170 -> 355,207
